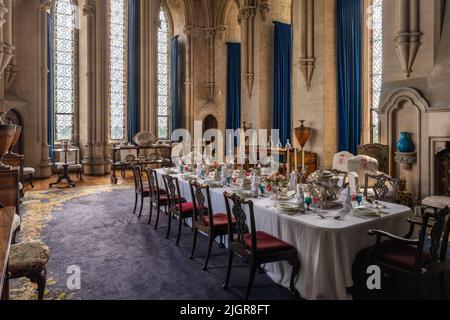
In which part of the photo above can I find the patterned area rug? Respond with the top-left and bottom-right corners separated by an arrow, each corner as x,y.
11,185 -> 295,300
11,185 -> 131,300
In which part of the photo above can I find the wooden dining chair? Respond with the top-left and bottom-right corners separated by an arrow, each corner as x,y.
364,173 -> 398,202
223,192 -> 301,300
163,174 -> 195,246
145,168 -> 169,229
189,181 -> 236,270
131,165 -> 150,218
367,205 -> 450,299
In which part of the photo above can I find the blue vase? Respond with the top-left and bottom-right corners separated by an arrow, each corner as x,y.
397,132 -> 414,153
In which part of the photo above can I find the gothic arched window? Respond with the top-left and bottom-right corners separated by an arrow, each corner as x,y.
53,0 -> 78,142
109,0 -> 128,141
157,7 -> 171,139
370,0 -> 383,143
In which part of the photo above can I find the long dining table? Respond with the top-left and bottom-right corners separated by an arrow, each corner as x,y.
155,169 -> 412,300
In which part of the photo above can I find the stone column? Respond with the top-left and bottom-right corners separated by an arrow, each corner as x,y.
183,24 -> 194,133
38,0 -> 52,178
0,0 -> 14,99
80,0 -> 108,175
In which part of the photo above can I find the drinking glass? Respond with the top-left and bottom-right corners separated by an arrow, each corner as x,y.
305,197 -> 312,211
259,184 -> 266,197
356,194 -> 363,206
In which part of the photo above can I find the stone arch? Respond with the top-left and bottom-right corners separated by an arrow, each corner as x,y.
202,114 -> 218,135
216,0 -> 240,27
380,87 -> 430,199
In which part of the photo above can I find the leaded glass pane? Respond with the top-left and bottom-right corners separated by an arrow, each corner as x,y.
109,0 -> 128,141
54,0 -> 76,142
157,7 -> 171,139
371,0 -> 383,143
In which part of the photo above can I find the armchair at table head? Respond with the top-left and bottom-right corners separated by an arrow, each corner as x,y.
366,206 -> 450,299
347,155 -> 380,194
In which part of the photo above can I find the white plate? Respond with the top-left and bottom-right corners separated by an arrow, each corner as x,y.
353,206 -> 380,217
133,131 -> 156,146
234,190 -> 254,199
275,202 -> 301,212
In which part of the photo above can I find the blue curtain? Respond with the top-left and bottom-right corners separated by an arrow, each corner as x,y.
226,43 -> 241,131
127,0 -> 140,142
47,13 -> 54,161
171,36 -> 180,131
337,0 -> 362,155
273,22 -> 292,145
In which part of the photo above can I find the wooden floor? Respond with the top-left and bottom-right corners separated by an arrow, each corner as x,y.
29,170 -> 134,192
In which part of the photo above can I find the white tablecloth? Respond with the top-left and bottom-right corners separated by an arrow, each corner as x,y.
156,170 -> 412,300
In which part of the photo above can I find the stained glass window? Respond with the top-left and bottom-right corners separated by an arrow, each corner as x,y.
157,7 -> 170,139
109,0 -> 128,141
54,0 -> 77,141
370,0 -> 383,143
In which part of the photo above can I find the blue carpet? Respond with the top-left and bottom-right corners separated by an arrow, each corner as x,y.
30,187 -> 296,300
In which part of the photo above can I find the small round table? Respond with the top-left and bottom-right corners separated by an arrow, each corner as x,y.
49,148 -> 79,188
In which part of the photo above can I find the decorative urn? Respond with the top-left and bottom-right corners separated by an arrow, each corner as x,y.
0,112 -> 17,170
397,132 -> 414,153
294,120 -> 312,149
8,125 -> 21,156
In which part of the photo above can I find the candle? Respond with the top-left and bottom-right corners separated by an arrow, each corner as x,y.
287,149 -> 290,172
302,148 -> 305,170
294,148 -> 298,171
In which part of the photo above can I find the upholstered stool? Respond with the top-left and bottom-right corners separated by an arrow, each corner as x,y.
8,241 -> 50,300
422,196 -> 450,209
23,167 -> 35,188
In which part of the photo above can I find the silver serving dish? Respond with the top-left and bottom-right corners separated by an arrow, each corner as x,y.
306,169 -> 341,209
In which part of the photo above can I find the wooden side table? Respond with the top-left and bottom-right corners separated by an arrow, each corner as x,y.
50,148 -> 79,188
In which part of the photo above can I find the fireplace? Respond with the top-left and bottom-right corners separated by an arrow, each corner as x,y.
436,142 -> 450,196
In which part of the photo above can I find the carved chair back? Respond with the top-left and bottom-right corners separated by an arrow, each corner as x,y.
224,192 -> 256,253
358,144 -> 389,174
131,165 -> 144,194
417,206 -> 450,269
364,173 -> 398,202
189,181 -> 214,226
145,168 -> 160,198
163,174 -> 183,215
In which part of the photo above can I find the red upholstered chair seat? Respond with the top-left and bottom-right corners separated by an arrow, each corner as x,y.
158,195 -> 186,204
243,231 -> 295,254
203,213 -> 236,228
177,202 -> 195,214
374,240 -> 431,271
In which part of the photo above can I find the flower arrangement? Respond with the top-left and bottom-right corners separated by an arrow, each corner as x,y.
265,173 -> 290,191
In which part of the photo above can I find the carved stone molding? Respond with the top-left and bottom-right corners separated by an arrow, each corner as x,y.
393,0 -> 422,78
40,0 -> 53,11
183,25 -> 194,35
299,0 -> 315,91
239,5 -> 257,97
216,25 -> 228,42
0,4 -> 7,27
395,152 -> 417,170
4,63 -> 16,89
82,4 -> 95,17
259,0 -> 271,22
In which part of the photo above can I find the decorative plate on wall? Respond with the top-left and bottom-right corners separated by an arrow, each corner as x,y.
133,131 -> 156,146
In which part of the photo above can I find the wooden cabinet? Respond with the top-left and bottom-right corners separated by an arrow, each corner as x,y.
0,206 -> 15,300
287,151 -> 318,178
0,169 -> 20,215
